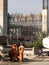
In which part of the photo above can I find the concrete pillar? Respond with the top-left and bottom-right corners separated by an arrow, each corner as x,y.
0,0 -> 7,36
42,9 -> 47,33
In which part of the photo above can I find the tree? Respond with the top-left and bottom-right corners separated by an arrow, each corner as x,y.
33,32 -> 47,49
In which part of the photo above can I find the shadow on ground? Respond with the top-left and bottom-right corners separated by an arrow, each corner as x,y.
0,56 -> 49,62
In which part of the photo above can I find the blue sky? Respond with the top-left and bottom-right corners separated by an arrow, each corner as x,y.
8,0 -> 42,14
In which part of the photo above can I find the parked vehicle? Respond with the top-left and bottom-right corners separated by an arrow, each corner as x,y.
42,37 -> 49,56
42,37 -> 49,48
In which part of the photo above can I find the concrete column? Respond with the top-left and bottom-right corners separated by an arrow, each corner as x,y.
42,9 -> 47,33
0,0 -> 7,36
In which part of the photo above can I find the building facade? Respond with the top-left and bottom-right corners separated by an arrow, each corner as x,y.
8,13 -> 42,42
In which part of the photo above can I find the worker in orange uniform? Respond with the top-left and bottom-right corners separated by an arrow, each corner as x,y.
9,44 -> 19,61
19,42 -> 24,62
